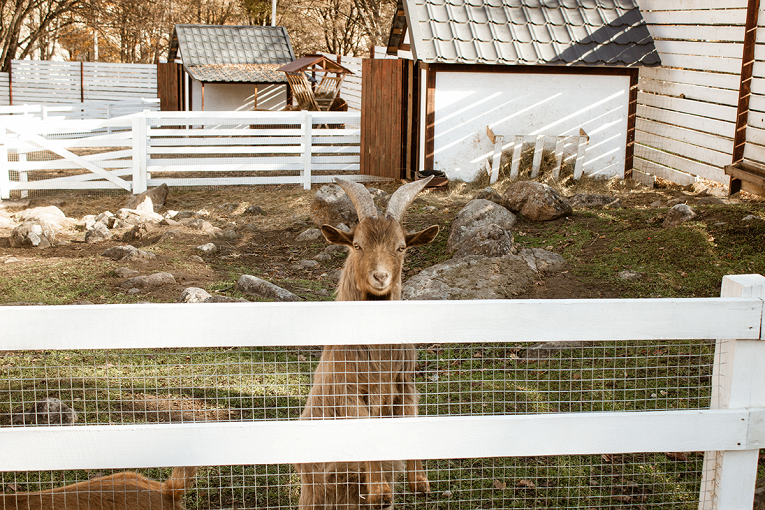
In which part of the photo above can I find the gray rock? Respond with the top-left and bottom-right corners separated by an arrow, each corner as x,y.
181,218 -> 221,235
101,245 -> 156,262
116,208 -> 164,225
314,252 -> 333,263
10,220 -> 56,249
85,222 -> 113,243
204,295 -> 249,303
667,198 -> 685,207
174,211 -> 198,220
122,223 -> 159,243
299,259 -> 320,268
115,267 -> 140,278
501,181 -> 572,221
189,255 -> 204,263
217,202 -> 240,213
310,184 -> 359,227
123,184 -> 169,212
120,272 -> 176,289
245,205 -> 264,215
180,287 -> 213,303
160,218 -> 180,227
236,275 -> 301,302
220,229 -> 239,240
83,214 -> 98,230
649,200 -> 663,208
447,199 -> 517,252
196,243 -> 218,254
421,205 -> 437,213
569,193 -> 622,209
403,255 -> 535,300
297,228 -> 323,242
474,187 -> 503,204
618,270 -> 643,281
663,204 -> 697,228
743,215 -> 760,221
0,214 -> 15,229
16,206 -> 69,229
12,397 -> 77,425
453,224 -> 516,259
518,248 -> 567,274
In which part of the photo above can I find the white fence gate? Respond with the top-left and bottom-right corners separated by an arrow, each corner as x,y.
0,110 -> 376,198
0,274 -> 763,509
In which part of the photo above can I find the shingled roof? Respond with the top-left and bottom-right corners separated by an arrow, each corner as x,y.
168,25 -> 296,82
392,0 -> 660,67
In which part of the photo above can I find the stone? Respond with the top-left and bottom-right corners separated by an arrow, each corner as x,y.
368,187 -> 391,210
85,222 -> 113,243
123,183 -> 169,213
447,199 -> 517,252
245,205 -> 264,215
196,243 -> 218,254
422,205 -> 437,213
120,272 -> 176,289
743,214 -> 760,221
314,252 -> 332,263
518,248 -> 567,274
181,218 -> 221,235
179,287 -> 213,303
663,204 -> 697,228
310,184 -> 359,227
160,218 -> 180,227
217,202 -> 240,213
501,181 -> 572,221
618,270 -> 643,281
10,220 -> 56,249
473,187 -> 503,204
403,255 -> 535,300
299,259 -> 320,268
101,245 -> 156,262
175,211 -> 198,220
16,206 -> 69,228
115,267 -> 140,278
569,193 -> 622,209
204,295 -> 249,303
649,200 -> 663,208
116,208 -> 164,225
236,275 -> 301,302
666,198 -> 685,207
189,255 -> 204,263
121,223 -> 159,243
12,397 -> 77,425
453,224 -> 516,259
220,229 -> 239,240
0,214 -> 15,229
297,228 -> 323,242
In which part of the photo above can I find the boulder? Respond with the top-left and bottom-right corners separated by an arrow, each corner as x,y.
518,248 -> 567,274
569,193 -> 622,209
501,181 -> 572,221
9,220 -> 56,249
447,199 -> 517,252
663,204 -> 696,228
473,187 -> 503,204
85,222 -> 113,243
122,223 -> 158,243
403,255 -> 535,300
236,275 -> 301,302
16,206 -> 70,229
196,243 -> 217,254
310,184 -> 359,227
0,213 -> 15,229
123,183 -> 169,213
453,224 -> 516,259
120,272 -> 177,289
12,397 -> 77,425
101,245 -> 157,262
296,228 -> 323,242
245,205 -> 264,215
116,208 -> 164,225
179,287 -> 213,303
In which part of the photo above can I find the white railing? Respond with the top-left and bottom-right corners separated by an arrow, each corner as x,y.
0,274 -> 763,509
0,110 -> 374,198
0,99 -> 160,121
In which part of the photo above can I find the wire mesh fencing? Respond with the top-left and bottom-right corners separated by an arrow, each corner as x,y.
0,339 -> 717,509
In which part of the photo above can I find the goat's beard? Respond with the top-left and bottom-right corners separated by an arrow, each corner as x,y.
364,291 -> 392,300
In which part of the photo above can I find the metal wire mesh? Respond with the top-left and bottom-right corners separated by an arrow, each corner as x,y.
0,339 -> 715,509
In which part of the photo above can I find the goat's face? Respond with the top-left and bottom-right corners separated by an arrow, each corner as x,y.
322,216 -> 439,298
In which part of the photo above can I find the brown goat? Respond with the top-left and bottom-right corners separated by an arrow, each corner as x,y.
0,467 -> 196,510
297,177 -> 439,509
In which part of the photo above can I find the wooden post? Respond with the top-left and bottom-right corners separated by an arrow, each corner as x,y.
131,113 -> 148,194
201,82 -> 205,111
253,85 -> 258,110
424,68 -> 436,170
730,0 -> 760,194
80,61 -> 84,103
8,60 -> 12,106
552,137 -> 565,180
530,135 -> 545,178
510,135 -> 523,179
302,112 -> 312,190
699,274 -> 765,509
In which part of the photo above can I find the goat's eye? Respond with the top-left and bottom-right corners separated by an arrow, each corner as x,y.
353,243 -> 361,251
397,246 -> 406,253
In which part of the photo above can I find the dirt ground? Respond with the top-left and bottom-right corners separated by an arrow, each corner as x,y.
0,173 -> 762,305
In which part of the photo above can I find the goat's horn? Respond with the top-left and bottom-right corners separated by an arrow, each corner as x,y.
385,175 -> 433,222
334,178 -> 378,221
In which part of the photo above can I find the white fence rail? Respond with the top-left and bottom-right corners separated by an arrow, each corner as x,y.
0,274 -> 763,509
0,99 -> 160,121
0,110 -> 375,197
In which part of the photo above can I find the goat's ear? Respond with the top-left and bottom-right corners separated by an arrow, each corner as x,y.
321,225 -> 354,246
406,225 -> 439,247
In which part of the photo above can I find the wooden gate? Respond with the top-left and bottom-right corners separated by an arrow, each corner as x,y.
157,62 -> 182,112
360,58 -> 415,180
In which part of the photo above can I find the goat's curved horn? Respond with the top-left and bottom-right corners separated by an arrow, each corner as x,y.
385,175 -> 433,222
334,178 -> 378,221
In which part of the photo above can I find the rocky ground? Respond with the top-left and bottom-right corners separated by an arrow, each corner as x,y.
0,171 -> 763,306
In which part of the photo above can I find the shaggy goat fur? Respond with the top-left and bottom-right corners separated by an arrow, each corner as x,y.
296,178 -> 438,510
0,467 -> 196,510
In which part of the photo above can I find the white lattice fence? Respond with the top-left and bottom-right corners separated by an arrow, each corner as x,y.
0,274 -> 763,509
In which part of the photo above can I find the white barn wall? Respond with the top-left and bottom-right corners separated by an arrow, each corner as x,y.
432,72 -> 630,182
190,81 -> 288,111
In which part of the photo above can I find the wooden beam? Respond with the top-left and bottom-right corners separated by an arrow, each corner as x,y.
625,68 -> 639,180
425,67 -> 436,170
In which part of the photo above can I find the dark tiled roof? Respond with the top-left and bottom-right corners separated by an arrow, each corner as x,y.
168,25 -> 295,69
185,64 -> 288,83
398,0 -> 660,66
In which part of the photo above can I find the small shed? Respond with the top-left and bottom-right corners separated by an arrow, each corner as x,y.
165,24 -> 296,112
375,0 -> 660,182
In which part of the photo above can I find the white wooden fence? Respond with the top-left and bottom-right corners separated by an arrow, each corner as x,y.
0,99 -> 160,121
0,274 -> 763,510
0,73 -> 8,107
0,110 -> 375,198
634,0 -> 746,186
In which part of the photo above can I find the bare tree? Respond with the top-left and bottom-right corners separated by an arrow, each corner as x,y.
353,0 -> 395,49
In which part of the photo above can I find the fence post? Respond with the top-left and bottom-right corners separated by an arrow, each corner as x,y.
699,274 -> 765,509
302,112 -> 312,190
131,113 -> 148,194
